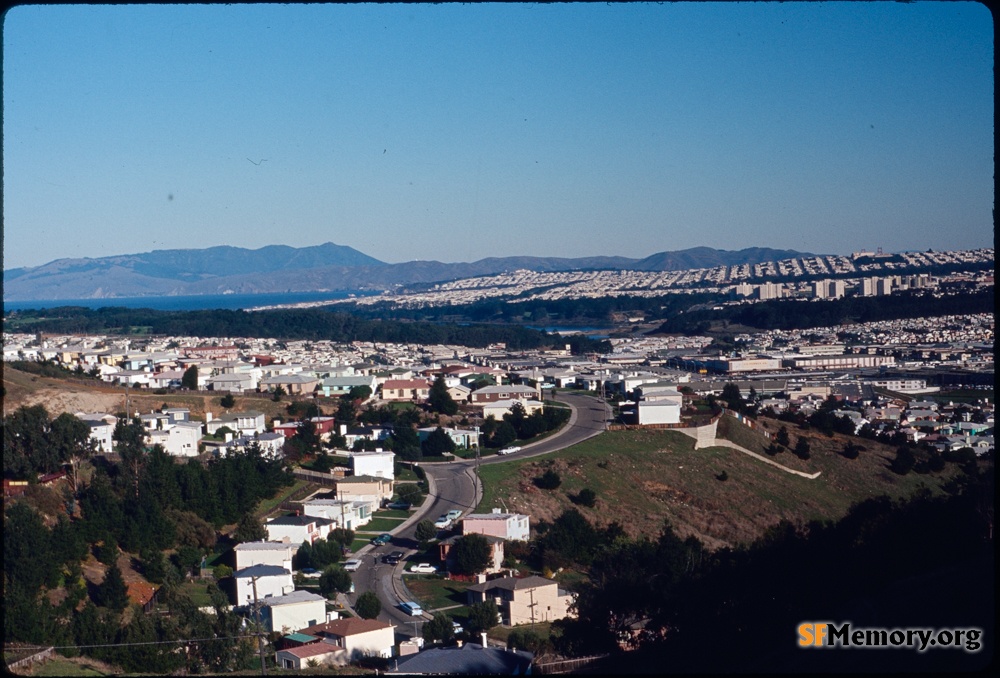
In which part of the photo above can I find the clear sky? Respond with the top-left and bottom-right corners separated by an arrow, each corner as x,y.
2,2 -> 993,270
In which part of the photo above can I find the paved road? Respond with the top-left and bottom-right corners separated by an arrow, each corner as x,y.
347,391 -> 610,633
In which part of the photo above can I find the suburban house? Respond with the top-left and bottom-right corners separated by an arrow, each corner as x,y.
260,590 -> 329,634
260,373 -> 319,395
334,475 -> 394,505
466,575 -> 576,626
75,412 -> 117,453
233,541 -> 295,571
440,534 -> 505,574
350,450 -> 395,479
275,641 -> 346,670
482,399 -> 544,421
341,425 -> 391,449
386,643 -> 532,675
461,509 -> 530,542
218,432 -> 286,459
146,420 -> 203,457
233,564 -> 294,606
447,384 -> 472,403
320,374 -> 378,398
265,514 -> 335,545
380,379 -> 431,401
417,427 -> 481,450
205,372 -> 257,393
470,384 -> 541,404
298,618 -> 396,661
302,498 -> 372,531
205,411 -> 267,437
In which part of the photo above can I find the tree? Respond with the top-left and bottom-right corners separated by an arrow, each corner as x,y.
397,483 -> 424,507
890,446 -> 916,475
182,366 -> 199,390
841,443 -> 860,460
422,427 -> 457,456
220,393 -> 236,409
355,591 -> 381,619
415,519 -> 438,544
233,513 -> 267,543
721,383 -> 745,413
423,612 -> 456,644
390,424 -> 422,462
467,599 -> 499,635
794,437 -> 811,460
97,563 -> 129,611
318,566 -> 353,598
294,541 -> 314,570
491,420 -> 518,449
428,376 -> 459,416
50,412 -> 95,494
272,385 -> 286,402
450,533 -> 491,576
775,426 -> 790,447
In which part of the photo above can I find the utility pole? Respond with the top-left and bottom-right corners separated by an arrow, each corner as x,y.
251,576 -> 268,677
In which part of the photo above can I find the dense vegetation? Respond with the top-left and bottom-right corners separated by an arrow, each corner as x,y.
3,407 -> 294,672
3,306 -> 611,353
654,288 -> 994,334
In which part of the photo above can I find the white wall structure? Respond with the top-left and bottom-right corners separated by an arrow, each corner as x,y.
233,541 -> 295,572
637,400 -> 681,425
461,509 -> 530,542
260,590 -> 327,634
233,564 -> 294,606
350,450 -> 395,479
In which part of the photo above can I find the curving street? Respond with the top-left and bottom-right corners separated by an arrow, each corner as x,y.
345,391 -> 610,633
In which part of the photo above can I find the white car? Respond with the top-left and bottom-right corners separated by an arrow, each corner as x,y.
499,446 -> 521,455
409,563 -> 437,574
433,516 -> 452,529
343,559 -> 362,572
298,568 -> 321,579
446,509 -> 463,521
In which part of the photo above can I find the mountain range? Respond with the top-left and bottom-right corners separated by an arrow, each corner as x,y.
3,243 -> 812,301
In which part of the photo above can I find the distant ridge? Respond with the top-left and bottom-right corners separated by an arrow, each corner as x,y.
3,244 -> 814,302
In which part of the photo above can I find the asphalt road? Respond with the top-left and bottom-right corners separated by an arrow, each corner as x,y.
346,391 -> 611,633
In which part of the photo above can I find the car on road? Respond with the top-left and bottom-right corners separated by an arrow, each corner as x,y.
298,568 -> 321,579
371,533 -> 392,546
452,620 -> 464,635
399,601 -> 423,616
386,501 -> 412,510
409,563 -> 437,574
433,515 -> 452,529
343,559 -> 362,572
383,551 -> 404,565
446,509 -> 463,521
498,446 -> 521,455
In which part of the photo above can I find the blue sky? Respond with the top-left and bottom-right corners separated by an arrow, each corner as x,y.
2,2 -> 993,270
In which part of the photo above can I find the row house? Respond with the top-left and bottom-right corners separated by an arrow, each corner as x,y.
265,514 -> 336,545
380,379 -> 431,401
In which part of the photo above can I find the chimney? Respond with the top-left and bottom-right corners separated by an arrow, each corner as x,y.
206,412 -> 213,422
456,639 -> 463,648
481,632 -> 488,648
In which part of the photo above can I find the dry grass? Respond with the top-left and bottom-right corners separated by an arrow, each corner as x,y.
478,421 -> 962,550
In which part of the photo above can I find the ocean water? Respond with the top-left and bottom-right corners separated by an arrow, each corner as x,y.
3,290 -> 368,313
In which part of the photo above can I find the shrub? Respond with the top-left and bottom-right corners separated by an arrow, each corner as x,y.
534,469 -> 562,490
572,488 -> 597,507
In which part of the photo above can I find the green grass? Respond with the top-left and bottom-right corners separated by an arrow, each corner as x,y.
177,580 -> 215,608
374,509 -> 411,519
395,467 -> 419,482
255,479 -> 311,518
403,577 -> 474,611
360,516 -> 407,532
350,538 -> 371,552
34,659 -> 106,676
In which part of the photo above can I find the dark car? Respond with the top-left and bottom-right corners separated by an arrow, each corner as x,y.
383,551 -> 404,565
371,533 -> 392,546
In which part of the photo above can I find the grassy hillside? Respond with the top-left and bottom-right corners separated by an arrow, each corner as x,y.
477,421 -> 964,549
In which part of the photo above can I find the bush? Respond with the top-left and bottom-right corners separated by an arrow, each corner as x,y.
716,471 -> 729,482
534,469 -> 562,490
571,488 -> 597,507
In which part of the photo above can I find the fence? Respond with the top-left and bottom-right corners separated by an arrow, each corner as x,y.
534,654 -> 608,674
721,408 -> 771,439
291,468 -> 339,487
5,647 -> 54,673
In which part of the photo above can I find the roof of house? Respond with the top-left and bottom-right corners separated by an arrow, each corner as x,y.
463,512 -> 527,522
337,474 -> 388,484
267,514 -> 334,527
387,643 -> 532,675
126,581 -> 158,607
277,641 -> 345,660
467,575 -> 555,594
260,590 -> 325,607
299,617 -> 394,638
233,564 -> 291,579
234,541 -> 294,552
283,633 -> 319,644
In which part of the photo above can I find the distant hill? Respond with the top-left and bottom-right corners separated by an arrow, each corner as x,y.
2,244 -> 814,302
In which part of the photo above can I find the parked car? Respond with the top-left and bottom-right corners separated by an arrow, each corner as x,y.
409,563 -> 437,574
298,568 -> 321,579
433,516 -> 452,529
498,446 -> 521,455
383,551 -> 404,565
387,501 -> 412,510
399,601 -> 423,616
371,533 -> 392,546
343,559 -> 362,572
446,509 -> 463,521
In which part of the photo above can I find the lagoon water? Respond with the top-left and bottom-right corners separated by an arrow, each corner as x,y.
3,290 -> 366,313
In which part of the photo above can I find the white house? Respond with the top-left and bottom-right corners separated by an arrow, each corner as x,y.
260,590 -> 328,634
233,541 -> 295,572
206,372 -> 257,393
265,515 -> 335,545
233,564 -> 294,606
275,642 -> 346,670
205,411 -> 267,437
636,400 -> 681,425
298,618 -> 397,661
302,499 -> 372,531
75,413 -> 117,454
147,420 -> 203,457
417,427 -> 480,450
350,450 -> 395,480
461,508 -> 530,542
482,399 -> 544,421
